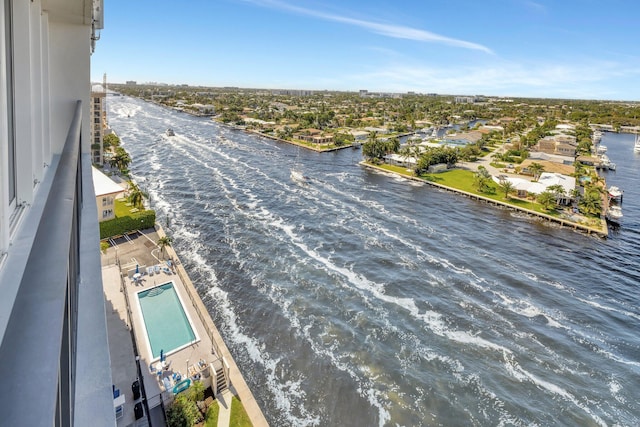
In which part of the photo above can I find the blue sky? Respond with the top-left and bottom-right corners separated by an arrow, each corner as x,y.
91,0 -> 640,100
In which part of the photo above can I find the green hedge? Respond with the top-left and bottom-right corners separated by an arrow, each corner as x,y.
100,209 -> 156,239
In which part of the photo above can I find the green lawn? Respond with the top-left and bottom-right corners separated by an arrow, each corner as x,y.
230,396 -> 252,427
204,401 -> 219,427
203,396 -> 251,427
291,138 -> 347,151
114,198 -> 135,217
372,164 -> 560,216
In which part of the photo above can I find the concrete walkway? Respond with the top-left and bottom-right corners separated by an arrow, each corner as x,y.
217,389 -> 232,427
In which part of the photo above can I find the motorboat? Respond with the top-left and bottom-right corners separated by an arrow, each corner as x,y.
598,154 -> 615,170
634,133 -> 640,153
592,131 -> 603,141
290,169 -> 309,183
166,128 -> 175,137
606,205 -> 623,224
596,144 -> 607,154
608,186 -> 623,201
352,141 -> 362,149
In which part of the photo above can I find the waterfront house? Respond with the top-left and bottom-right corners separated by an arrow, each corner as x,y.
363,126 -> 390,134
448,130 -> 483,144
295,128 -> 334,144
493,172 -> 575,204
92,167 -> 125,222
528,152 -> 575,165
531,135 -> 577,157
384,153 -> 417,168
350,130 -> 370,141
576,155 -> 601,166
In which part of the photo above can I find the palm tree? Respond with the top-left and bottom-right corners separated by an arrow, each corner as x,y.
546,184 -> 565,205
579,188 -> 602,216
570,188 -> 582,204
157,236 -> 173,260
536,191 -> 556,211
109,146 -> 131,173
474,166 -> 492,193
127,181 -> 144,209
411,144 -> 422,160
385,136 -> 400,154
528,162 -> 544,181
367,130 -> 377,145
398,146 -> 413,167
498,179 -> 515,199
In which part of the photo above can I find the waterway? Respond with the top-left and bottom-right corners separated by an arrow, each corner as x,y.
108,96 -> 639,427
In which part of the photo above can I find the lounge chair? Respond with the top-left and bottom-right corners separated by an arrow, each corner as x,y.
154,265 -> 160,274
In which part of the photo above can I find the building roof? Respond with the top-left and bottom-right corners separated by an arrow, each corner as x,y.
493,172 -> 575,195
91,84 -> 105,94
92,167 -> 125,197
520,159 -> 575,175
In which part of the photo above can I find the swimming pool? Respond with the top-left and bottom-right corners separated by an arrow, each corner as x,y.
136,282 -> 198,359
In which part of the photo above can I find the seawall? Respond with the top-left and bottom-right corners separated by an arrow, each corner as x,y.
360,162 -> 608,238
155,224 -> 269,426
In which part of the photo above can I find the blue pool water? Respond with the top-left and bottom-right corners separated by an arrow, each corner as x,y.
137,282 -> 197,358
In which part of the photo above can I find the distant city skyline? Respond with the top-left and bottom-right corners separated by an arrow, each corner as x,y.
92,0 -> 640,100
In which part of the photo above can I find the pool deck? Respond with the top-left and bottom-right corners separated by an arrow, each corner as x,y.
102,227 -> 268,426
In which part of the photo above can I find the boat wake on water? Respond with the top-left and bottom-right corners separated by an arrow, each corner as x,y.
109,96 -> 640,427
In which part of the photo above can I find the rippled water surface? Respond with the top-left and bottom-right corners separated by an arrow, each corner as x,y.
108,96 -> 640,426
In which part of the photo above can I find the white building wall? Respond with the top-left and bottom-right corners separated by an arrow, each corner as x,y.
48,21 -> 91,155
12,0 -> 35,206
0,0 -> 114,424
0,5 -> 93,268
40,13 -> 51,164
30,0 -> 44,185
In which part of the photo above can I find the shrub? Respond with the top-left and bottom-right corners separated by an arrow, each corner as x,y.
99,210 -> 156,239
166,394 -> 200,427
166,381 -> 206,427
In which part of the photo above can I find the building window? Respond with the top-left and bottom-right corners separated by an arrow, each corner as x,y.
4,0 -> 16,205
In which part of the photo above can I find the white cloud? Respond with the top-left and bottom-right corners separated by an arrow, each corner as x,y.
523,1 -> 547,13
241,0 -> 493,54
347,59 -> 640,98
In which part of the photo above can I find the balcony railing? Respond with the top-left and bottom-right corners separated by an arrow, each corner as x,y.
0,101 -> 114,426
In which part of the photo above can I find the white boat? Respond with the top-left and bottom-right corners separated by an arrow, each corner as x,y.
634,133 -> 640,153
608,186 -> 623,201
596,144 -> 607,154
606,205 -> 623,223
166,128 -> 175,137
592,131 -> 603,143
352,141 -> 362,149
290,169 -> 309,183
598,154 -> 615,169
